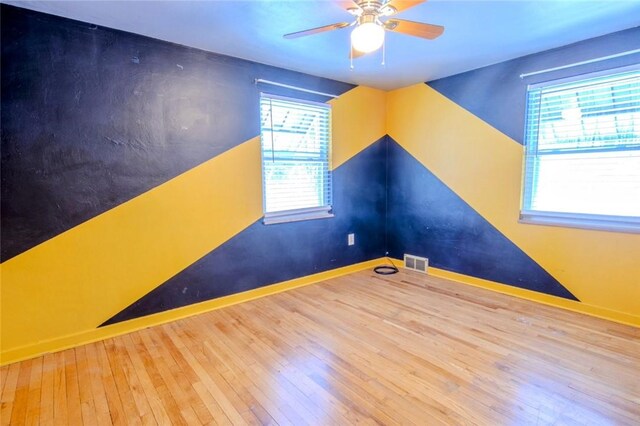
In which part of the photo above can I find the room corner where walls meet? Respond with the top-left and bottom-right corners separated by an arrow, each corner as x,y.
1,5 -> 639,364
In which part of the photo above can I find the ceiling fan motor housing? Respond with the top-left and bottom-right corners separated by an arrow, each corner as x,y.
353,0 -> 390,30
350,0 -> 397,17
358,13 -> 380,27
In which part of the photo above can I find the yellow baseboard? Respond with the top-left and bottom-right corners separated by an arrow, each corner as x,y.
0,258 -> 387,366
390,258 -> 639,328
4,257 -> 637,365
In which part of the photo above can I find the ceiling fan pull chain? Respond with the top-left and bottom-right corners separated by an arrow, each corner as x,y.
382,36 -> 386,66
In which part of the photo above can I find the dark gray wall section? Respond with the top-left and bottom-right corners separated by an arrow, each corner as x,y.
102,137 -> 388,325
1,4 -> 353,261
385,138 -> 577,300
427,26 -> 640,143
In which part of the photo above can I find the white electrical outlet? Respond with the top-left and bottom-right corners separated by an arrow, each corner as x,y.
348,233 -> 355,246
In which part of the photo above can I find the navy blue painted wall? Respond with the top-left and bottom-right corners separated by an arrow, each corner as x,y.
428,26 -> 640,143
103,138 -> 388,324
9,5 -> 634,326
1,4 -> 353,261
2,5 -> 388,327
385,138 -> 576,300
393,27 -> 640,299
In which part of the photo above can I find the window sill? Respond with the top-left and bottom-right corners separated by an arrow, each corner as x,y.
519,212 -> 640,234
263,206 -> 334,225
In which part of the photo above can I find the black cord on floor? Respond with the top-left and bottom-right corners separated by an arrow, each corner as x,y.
374,257 -> 399,275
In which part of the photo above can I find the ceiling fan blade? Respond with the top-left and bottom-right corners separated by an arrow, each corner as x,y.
284,22 -> 351,39
338,0 -> 359,9
384,19 -> 444,39
384,0 -> 426,15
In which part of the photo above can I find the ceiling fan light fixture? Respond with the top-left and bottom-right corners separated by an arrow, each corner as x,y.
283,0 -> 443,64
351,22 -> 385,53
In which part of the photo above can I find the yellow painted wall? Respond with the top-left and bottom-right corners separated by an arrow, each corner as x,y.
2,77 -> 639,365
331,86 -> 387,168
0,86 -> 387,365
386,83 -> 640,321
1,139 -> 264,360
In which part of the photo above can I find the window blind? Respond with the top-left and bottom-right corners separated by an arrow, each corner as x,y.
522,65 -> 640,232
260,93 -> 333,224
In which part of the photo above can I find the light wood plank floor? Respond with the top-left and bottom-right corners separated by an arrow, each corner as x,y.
2,270 -> 639,425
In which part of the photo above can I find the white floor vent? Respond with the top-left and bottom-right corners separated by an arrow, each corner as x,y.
404,254 -> 429,273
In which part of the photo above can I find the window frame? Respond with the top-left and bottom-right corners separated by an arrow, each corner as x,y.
520,64 -> 640,234
259,93 -> 334,225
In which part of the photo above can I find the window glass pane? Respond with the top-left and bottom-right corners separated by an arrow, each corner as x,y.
534,75 -> 640,152
522,66 -> 640,230
530,151 -> 640,216
260,94 -> 332,218
263,161 -> 328,212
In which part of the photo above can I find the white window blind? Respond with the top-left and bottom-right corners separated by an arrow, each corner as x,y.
522,65 -> 640,233
260,93 -> 333,225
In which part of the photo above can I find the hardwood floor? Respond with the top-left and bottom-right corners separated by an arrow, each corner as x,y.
2,269 -> 639,425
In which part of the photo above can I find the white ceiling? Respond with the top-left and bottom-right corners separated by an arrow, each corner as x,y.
5,0 -> 640,90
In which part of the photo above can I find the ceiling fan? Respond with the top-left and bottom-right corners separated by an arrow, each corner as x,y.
283,0 -> 444,57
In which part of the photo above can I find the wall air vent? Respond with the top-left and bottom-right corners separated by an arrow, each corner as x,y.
404,254 -> 429,273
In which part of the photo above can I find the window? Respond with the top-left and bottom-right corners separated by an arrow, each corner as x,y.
521,65 -> 640,233
260,94 -> 333,225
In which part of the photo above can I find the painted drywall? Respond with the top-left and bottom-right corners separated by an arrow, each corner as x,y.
0,5 -> 388,361
385,137 -> 576,300
1,4 -> 358,262
386,27 -> 640,320
103,137 -> 388,324
2,5 -> 638,364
